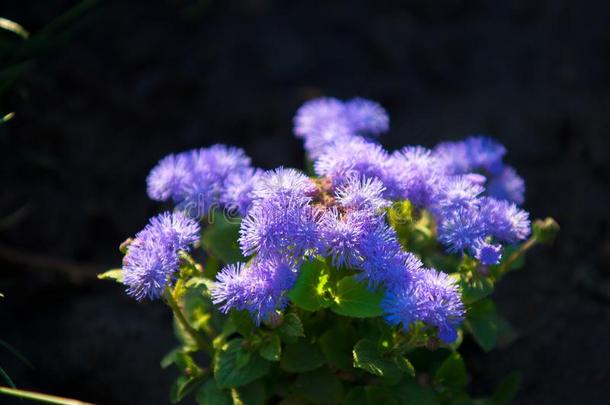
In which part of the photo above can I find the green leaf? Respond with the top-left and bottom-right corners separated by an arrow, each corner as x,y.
259,334 -> 281,362
0,18 -> 29,39
490,371 -> 521,405
231,380 -> 266,405
277,313 -> 305,343
202,215 -> 244,264
196,379 -> 232,405
352,339 -> 401,381
465,299 -> 500,352
331,276 -> 383,318
394,356 -> 416,378
214,339 -> 270,389
97,269 -> 123,283
394,377 -> 440,405
160,347 -> 180,369
460,274 -> 494,305
0,366 -> 16,389
344,386 -> 399,405
227,310 -> 255,337
293,367 -> 343,404
434,352 -> 467,392
287,259 -> 330,311
170,374 -> 207,404
280,340 -> 325,373
319,326 -> 356,371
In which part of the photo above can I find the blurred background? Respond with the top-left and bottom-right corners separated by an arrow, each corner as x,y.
0,0 -> 609,404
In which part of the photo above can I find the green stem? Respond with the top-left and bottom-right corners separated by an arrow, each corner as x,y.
0,386 -> 94,405
496,236 -> 538,279
164,286 -> 210,353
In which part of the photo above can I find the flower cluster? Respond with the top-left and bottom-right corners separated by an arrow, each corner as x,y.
124,96 -> 533,344
122,212 -> 200,300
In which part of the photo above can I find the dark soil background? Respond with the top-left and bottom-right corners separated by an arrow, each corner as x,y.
1,1 -> 609,404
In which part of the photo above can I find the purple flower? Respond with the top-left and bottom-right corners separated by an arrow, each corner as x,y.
252,167 -> 317,204
239,198 -> 322,260
146,145 -> 252,216
358,222 -> 421,288
212,257 -> 298,324
436,175 -> 484,213
390,146 -> 445,207
334,176 -> 389,211
319,209 -> 375,268
294,97 -> 389,158
473,240 -> 503,266
146,153 -> 191,201
433,136 -> 506,176
294,97 -> 347,139
314,137 -> 398,196
220,168 -> 263,216
487,165 -> 525,205
343,97 -> 389,136
415,268 -> 465,343
480,197 -> 531,243
437,207 -> 485,253
382,268 -> 464,343
122,212 -> 200,300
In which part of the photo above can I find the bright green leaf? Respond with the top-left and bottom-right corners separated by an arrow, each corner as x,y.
287,259 -> 330,311
214,339 -> 270,389
97,269 -> 123,283
352,339 -> 401,381
280,341 -> 325,373
331,276 -> 383,318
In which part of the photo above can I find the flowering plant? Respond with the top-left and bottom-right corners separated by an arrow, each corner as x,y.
101,97 -> 558,404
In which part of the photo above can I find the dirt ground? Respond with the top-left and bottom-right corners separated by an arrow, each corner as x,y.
1,1 -> 609,404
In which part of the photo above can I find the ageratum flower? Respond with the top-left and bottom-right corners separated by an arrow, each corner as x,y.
239,200 -> 322,260
293,97 -> 389,158
146,153 -> 191,202
358,222 -> 422,288
212,257 -> 298,324
319,208 -> 376,268
390,146 -> 446,208
314,137 -> 399,197
487,166 -> 525,205
473,240 -> 503,266
122,211 -> 200,300
146,145 -> 253,217
220,168 -> 263,216
334,176 -> 389,211
382,268 -> 464,343
480,197 -> 531,243
437,208 -> 485,254
433,136 -> 525,204
251,167 -> 317,204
